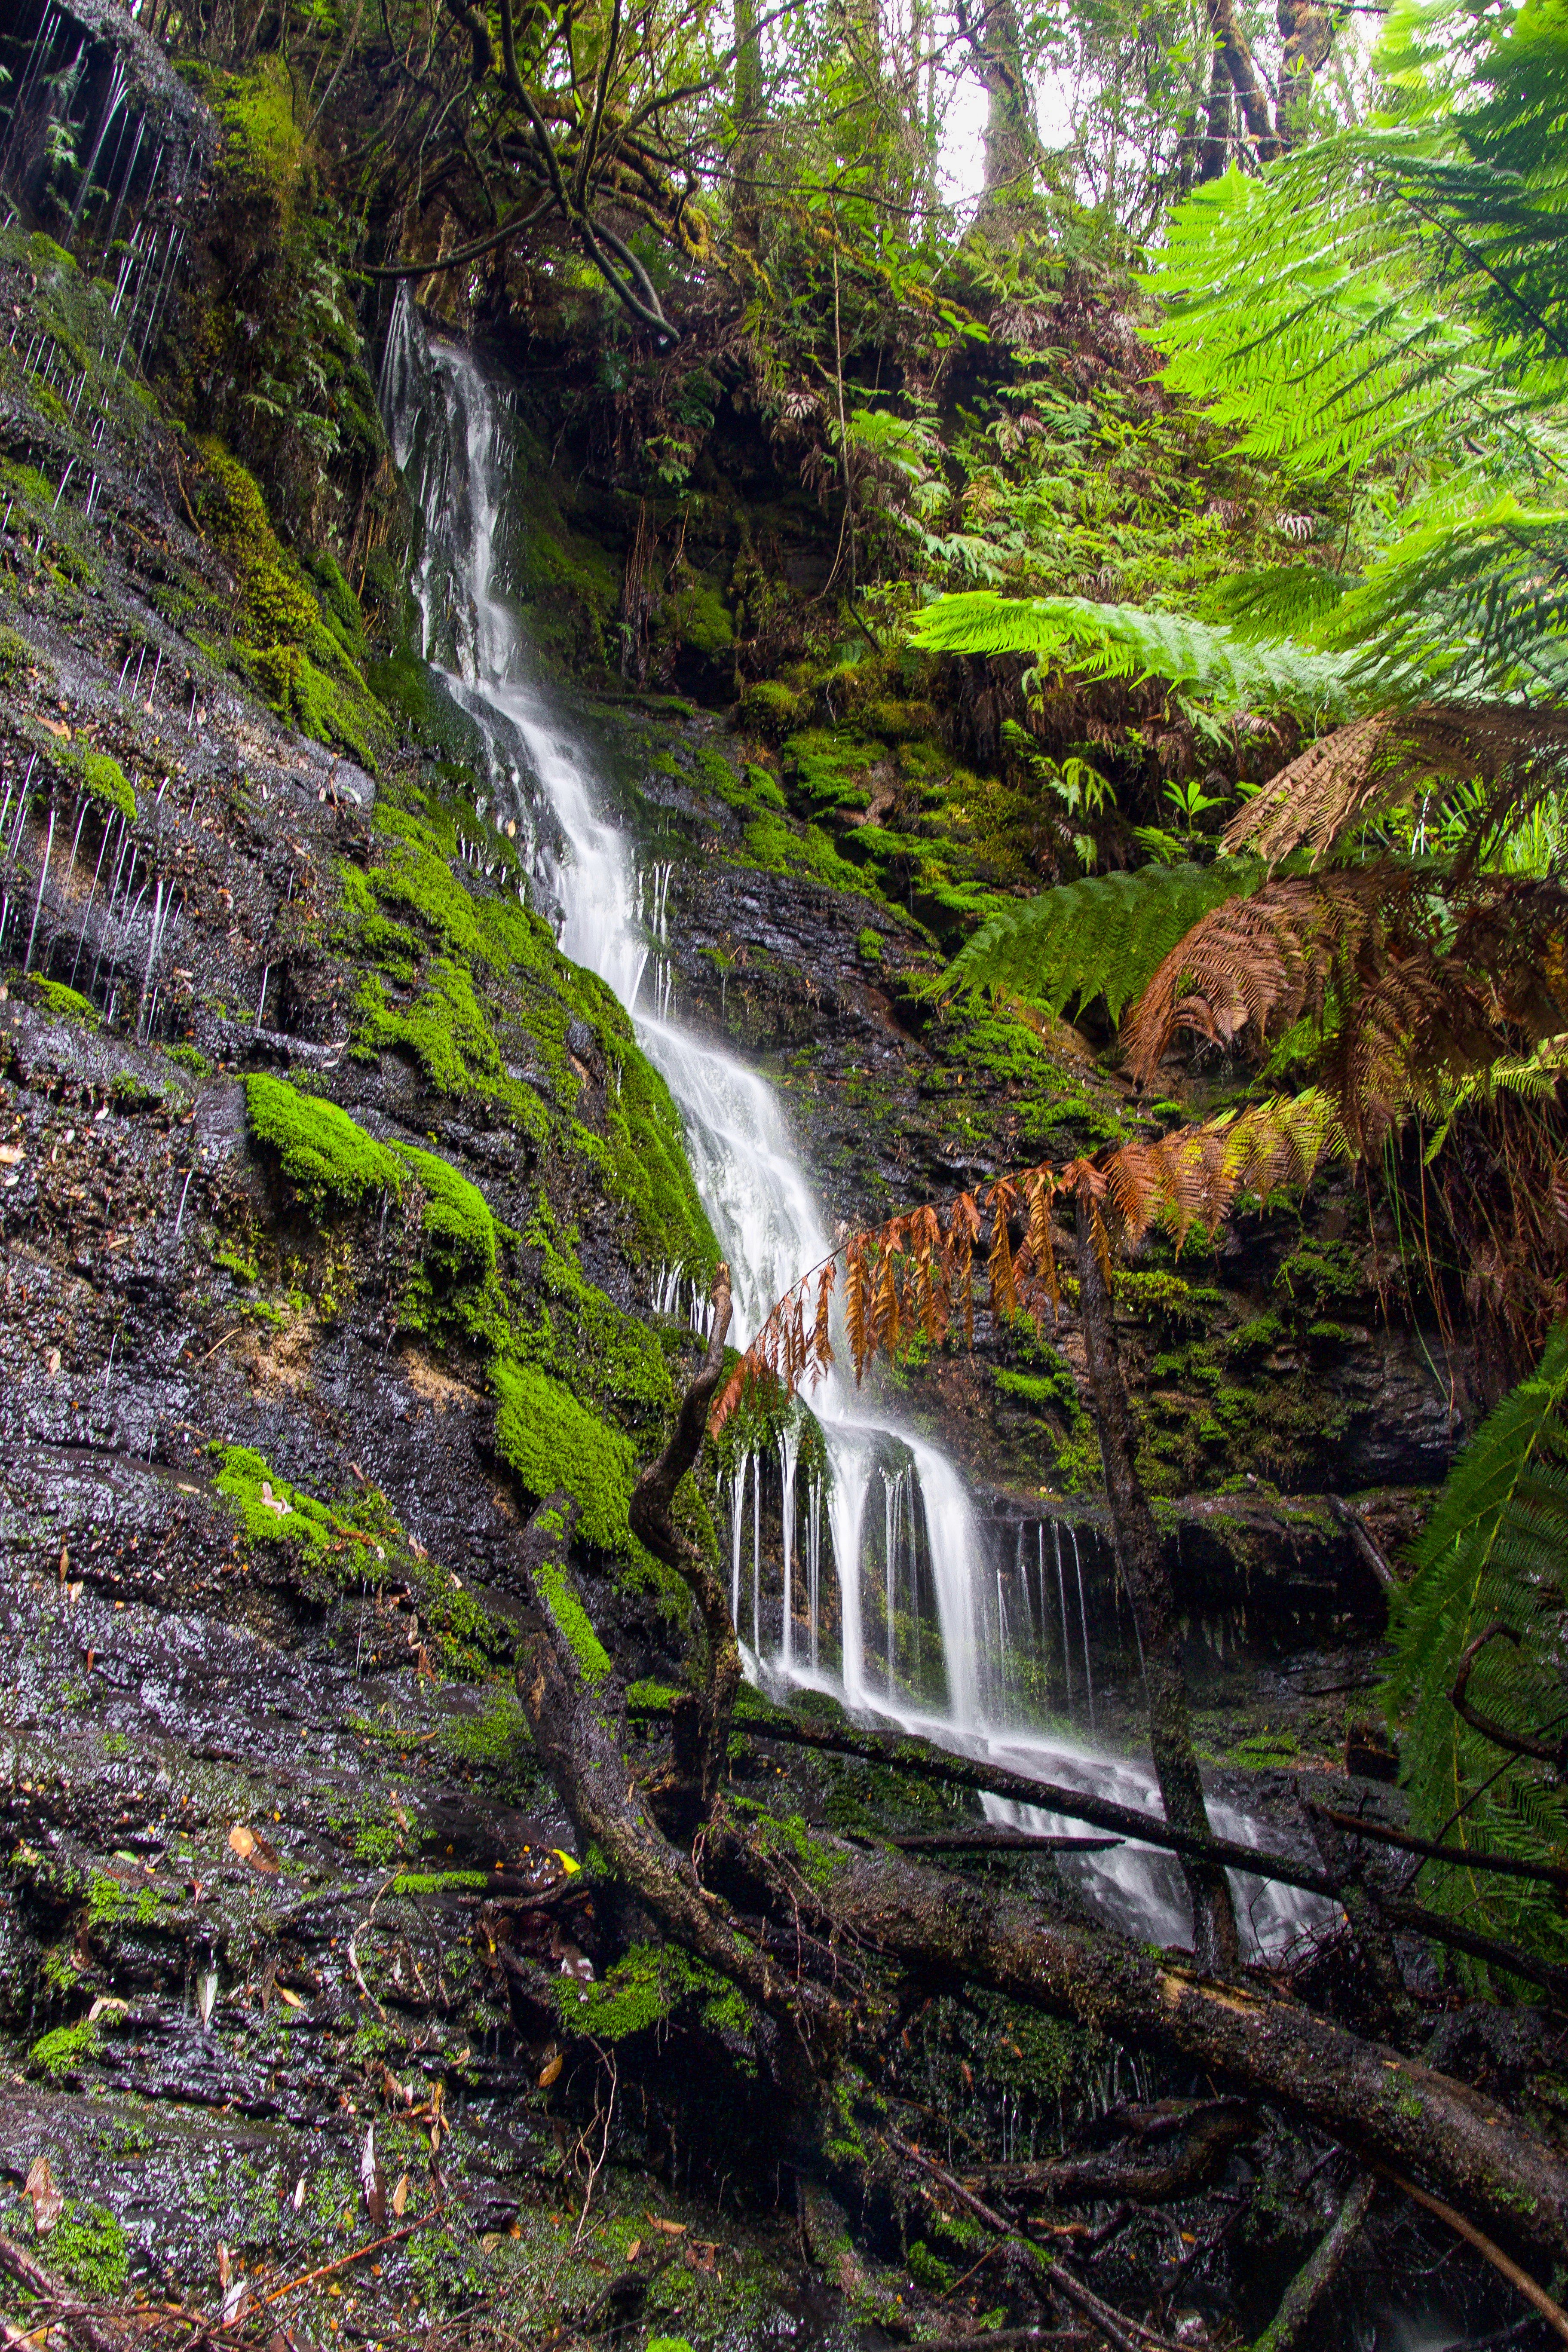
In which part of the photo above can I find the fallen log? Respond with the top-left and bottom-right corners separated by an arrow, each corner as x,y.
963,2099 -> 1256,2206
508,1493 -> 1568,2272
814,1843 -> 1568,2270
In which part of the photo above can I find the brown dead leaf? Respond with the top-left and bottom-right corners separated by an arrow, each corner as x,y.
624,2239 -> 641,2263
391,2173 -> 410,2219
537,2050 -> 563,2089
228,1825 -> 256,1860
24,2155 -> 63,2236
646,2216 -> 686,2235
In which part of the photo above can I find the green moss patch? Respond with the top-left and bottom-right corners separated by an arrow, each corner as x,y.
81,751 -> 136,821
245,1074 -> 404,1209
491,1361 -> 637,1555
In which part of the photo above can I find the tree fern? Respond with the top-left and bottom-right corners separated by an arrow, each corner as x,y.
940,860 -> 1268,1022
905,592 -> 1356,721
1383,1320 -> 1568,1975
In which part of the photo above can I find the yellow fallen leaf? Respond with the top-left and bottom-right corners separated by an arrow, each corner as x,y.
391,2174 -> 410,2219
538,2051 -> 563,2089
625,2239 -> 641,2263
228,1825 -> 256,1860
277,1986 -> 304,2009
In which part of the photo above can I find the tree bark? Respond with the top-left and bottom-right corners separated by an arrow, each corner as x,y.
732,0 -> 764,248
1074,1207 -> 1240,1973
1198,44 -> 1232,182
1205,0 -> 1278,162
629,1264 -> 739,1828
1249,2172 -> 1376,2350
511,1488 -> 842,2101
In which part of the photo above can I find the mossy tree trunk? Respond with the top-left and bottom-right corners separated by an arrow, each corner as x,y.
1073,1204 -> 1241,1974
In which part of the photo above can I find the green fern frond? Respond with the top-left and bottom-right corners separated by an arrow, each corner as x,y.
1383,1320 -> 1568,1976
1204,566 -> 1352,639
1421,1034 -> 1568,1161
905,593 -> 1356,721
938,859 -> 1268,1022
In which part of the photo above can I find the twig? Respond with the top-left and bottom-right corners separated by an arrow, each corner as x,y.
192,1327 -> 245,1365
0,2238 -> 128,2352
883,2129 -> 1174,2352
571,2047 -> 618,2248
260,2224 -> 419,2306
1376,2167 -> 1568,2345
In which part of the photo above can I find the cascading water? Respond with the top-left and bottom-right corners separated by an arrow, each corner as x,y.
381,291 -> 1329,1961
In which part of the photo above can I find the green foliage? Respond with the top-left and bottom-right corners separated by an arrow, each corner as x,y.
196,442 -> 386,760
28,2019 -> 100,2079
1384,1321 -> 1568,1976
906,593 -> 1354,720
943,860 -> 1265,1020
1150,0 -> 1568,704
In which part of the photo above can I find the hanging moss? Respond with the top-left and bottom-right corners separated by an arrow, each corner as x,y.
245,1074 -> 404,1209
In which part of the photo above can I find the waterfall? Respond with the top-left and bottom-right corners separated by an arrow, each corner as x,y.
383,291 -> 1331,1961
779,1425 -> 799,1671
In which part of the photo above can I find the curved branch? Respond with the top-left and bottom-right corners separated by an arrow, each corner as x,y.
575,0 -> 624,208
631,1264 -> 735,1819
1450,1622 -> 1568,1766
362,195 -> 554,278
441,0 -> 494,81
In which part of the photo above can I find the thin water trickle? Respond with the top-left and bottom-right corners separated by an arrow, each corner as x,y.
383,291 -> 1329,1959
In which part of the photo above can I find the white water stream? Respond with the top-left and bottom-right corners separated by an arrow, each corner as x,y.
380,294 -> 1328,1960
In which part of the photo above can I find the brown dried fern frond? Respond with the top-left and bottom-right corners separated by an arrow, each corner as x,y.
708,1093 -> 1340,1433
1124,864 -> 1394,1087
1223,703 -> 1568,869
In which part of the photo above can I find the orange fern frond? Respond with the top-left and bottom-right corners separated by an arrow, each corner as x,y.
1123,864 -> 1394,1087
811,1262 -> 835,1379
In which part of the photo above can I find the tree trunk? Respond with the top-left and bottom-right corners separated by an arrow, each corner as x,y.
732,0 -> 764,249
628,1263 -> 739,1831
1074,1207 -> 1240,1973
961,0 -> 1036,211
1249,2173 -> 1375,2349
1198,44 -> 1232,181
1205,0 -> 1278,162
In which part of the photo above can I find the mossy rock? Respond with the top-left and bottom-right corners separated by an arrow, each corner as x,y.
736,680 -> 805,741
81,751 -> 136,821
28,978 -> 98,1027
245,1074 -> 404,1210
491,1361 -> 647,1557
